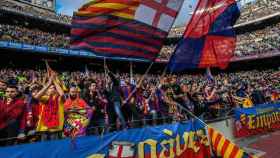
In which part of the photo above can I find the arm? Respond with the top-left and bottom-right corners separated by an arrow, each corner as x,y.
33,78 -> 52,100
108,71 -> 119,86
53,78 -> 64,97
206,89 -> 216,101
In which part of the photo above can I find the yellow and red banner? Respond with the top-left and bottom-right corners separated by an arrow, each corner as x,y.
208,127 -> 255,158
234,103 -> 280,138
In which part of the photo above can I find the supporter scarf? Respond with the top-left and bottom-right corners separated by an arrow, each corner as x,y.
152,94 -> 160,112
26,95 -> 34,127
143,99 -> 149,115
136,91 -> 143,109
42,95 -> 59,128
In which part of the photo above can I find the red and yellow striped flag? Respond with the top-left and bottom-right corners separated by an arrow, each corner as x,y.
208,127 -> 256,158
76,0 -> 140,19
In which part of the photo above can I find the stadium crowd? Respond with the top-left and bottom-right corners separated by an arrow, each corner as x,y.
0,0 -> 72,24
237,0 -> 280,24
235,22 -> 280,57
0,24 -> 69,48
1,0 -> 279,26
0,66 -> 279,146
1,21 -> 280,59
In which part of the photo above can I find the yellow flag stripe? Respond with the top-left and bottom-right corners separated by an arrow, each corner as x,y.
211,130 -> 219,149
235,149 -> 244,158
90,3 -> 132,9
224,143 -> 235,158
111,12 -> 134,19
76,10 -> 135,19
75,11 -> 102,16
216,136 -> 226,156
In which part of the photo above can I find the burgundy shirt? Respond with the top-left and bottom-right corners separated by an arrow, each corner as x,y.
0,98 -> 26,129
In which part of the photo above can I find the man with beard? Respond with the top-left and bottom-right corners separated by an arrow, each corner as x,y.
64,86 -> 92,137
84,81 -> 109,135
0,83 -> 26,146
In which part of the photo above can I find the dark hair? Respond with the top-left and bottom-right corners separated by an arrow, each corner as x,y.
7,78 -> 18,86
0,79 -> 7,85
6,84 -> 18,90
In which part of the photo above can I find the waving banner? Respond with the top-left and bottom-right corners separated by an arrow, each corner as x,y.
234,103 -> 280,138
0,120 -> 211,158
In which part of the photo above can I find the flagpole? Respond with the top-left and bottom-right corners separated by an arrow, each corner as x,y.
104,57 -> 108,87
130,61 -> 133,84
175,103 -> 215,156
123,61 -> 154,104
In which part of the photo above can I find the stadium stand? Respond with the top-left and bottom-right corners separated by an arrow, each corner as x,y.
0,0 -> 71,24
0,0 -> 280,60
0,0 -> 279,148
236,0 -> 280,24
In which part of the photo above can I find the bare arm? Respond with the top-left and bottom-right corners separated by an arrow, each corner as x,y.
53,77 -> 64,97
34,79 -> 52,100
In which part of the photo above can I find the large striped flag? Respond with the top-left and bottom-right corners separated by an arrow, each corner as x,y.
168,0 -> 240,72
71,0 -> 184,61
208,127 -> 256,158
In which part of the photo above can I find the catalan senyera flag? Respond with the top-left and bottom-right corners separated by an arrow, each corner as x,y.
208,127 -> 256,158
168,0 -> 240,71
71,0 -> 184,61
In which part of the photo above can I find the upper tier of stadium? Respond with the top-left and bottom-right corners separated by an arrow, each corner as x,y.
0,0 -> 280,62
1,0 -> 279,25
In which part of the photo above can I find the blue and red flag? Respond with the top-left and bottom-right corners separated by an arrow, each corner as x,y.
71,0 -> 184,61
168,0 -> 240,72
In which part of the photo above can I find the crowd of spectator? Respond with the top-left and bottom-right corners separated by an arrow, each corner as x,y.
237,0 -> 280,24
1,0 -> 280,26
1,20 -> 280,59
164,22 -> 280,59
0,24 -> 69,48
0,0 -> 280,60
0,0 -> 72,24
0,66 -> 279,146
235,22 -> 280,57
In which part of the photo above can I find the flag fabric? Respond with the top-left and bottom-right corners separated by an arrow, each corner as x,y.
168,0 -> 240,72
71,0 -> 184,61
208,127 -> 256,158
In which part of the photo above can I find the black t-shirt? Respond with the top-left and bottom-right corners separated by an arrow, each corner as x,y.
84,92 -> 105,119
251,90 -> 266,105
